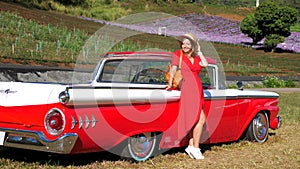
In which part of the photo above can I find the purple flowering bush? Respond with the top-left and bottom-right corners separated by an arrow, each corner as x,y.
139,14 -> 300,53
83,14 -> 300,53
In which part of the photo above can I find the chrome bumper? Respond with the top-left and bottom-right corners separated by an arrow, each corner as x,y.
0,128 -> 78,154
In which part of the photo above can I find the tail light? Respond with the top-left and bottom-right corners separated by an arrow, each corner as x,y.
44,108 -> 65,136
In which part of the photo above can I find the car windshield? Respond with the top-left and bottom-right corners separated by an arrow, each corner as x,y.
98,59 -> 168,84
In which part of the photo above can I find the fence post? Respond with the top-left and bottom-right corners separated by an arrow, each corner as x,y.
11,43 -> 14,54
158,27 -> 167,37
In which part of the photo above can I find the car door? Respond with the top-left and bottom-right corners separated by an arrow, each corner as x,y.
199,66 -> 240,144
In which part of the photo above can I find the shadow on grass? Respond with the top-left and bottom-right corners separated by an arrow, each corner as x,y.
0,132 -> 280,166
160,144 -> 214,156
254,46 -> 295,53
241,42 -> 296,54
0,145 -> 215,166
0,147 -> 121,167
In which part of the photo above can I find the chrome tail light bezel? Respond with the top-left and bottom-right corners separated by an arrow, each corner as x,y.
44,108 -> 66,136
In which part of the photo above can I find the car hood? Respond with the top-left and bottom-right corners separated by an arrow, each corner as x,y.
0,82 -> 68,107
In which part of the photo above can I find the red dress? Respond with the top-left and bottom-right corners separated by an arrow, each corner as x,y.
172,50 -> 205,135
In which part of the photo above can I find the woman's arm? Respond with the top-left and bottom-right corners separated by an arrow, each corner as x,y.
198,51 -> 208,67
197,44 -> 208,67
166,65 -> 178,89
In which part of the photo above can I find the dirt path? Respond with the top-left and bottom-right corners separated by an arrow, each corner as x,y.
202,5 -> 245,22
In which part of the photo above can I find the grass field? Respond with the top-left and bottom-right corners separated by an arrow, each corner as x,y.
0,92 -> 299,168
214,43 -> 300,76
291,23 -> 300,32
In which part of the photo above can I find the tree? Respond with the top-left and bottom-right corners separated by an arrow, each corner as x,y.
240,14 -> 264,44
240,1 -> 298,51
263,34 -> 285,52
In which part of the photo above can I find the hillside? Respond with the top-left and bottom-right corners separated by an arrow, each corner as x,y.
1,0 -> 299,22
0,1 -> 102,34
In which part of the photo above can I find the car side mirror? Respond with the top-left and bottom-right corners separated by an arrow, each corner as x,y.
236,81 -> 244,90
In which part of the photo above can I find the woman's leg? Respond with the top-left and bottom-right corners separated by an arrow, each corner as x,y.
192,109 -> 206,148
186,109 -> 206,159
189,138 -> 194,146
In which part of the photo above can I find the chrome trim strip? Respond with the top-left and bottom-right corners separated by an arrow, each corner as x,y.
204,95 -> 279,100
67,86 -> 166,90
85,115 -> 91,129
66,88 -> 180,107
70,114 -> 98,130
92,115 -> 97,128
71,116 -> 77,130
1,128 -> 78,154
78,116 -> 84,129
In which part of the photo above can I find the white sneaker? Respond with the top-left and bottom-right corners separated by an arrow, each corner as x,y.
185,146 -> 194,159
190,147 -> 205,160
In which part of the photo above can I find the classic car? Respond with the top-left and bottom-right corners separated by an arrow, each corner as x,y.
0,51 -> 281,161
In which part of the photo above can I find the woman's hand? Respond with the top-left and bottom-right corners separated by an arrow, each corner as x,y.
166,84 -> 172,90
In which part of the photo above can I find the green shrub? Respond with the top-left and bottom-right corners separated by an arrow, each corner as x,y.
262,75 -> 286,88
263,34 -> 285,52
285,79 -> 296,87
262,75 -> 296,88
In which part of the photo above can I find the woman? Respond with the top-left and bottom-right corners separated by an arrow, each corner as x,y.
166,33 -> 208,160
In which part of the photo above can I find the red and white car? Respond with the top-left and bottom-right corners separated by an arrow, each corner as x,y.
0,52 -> 281,161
